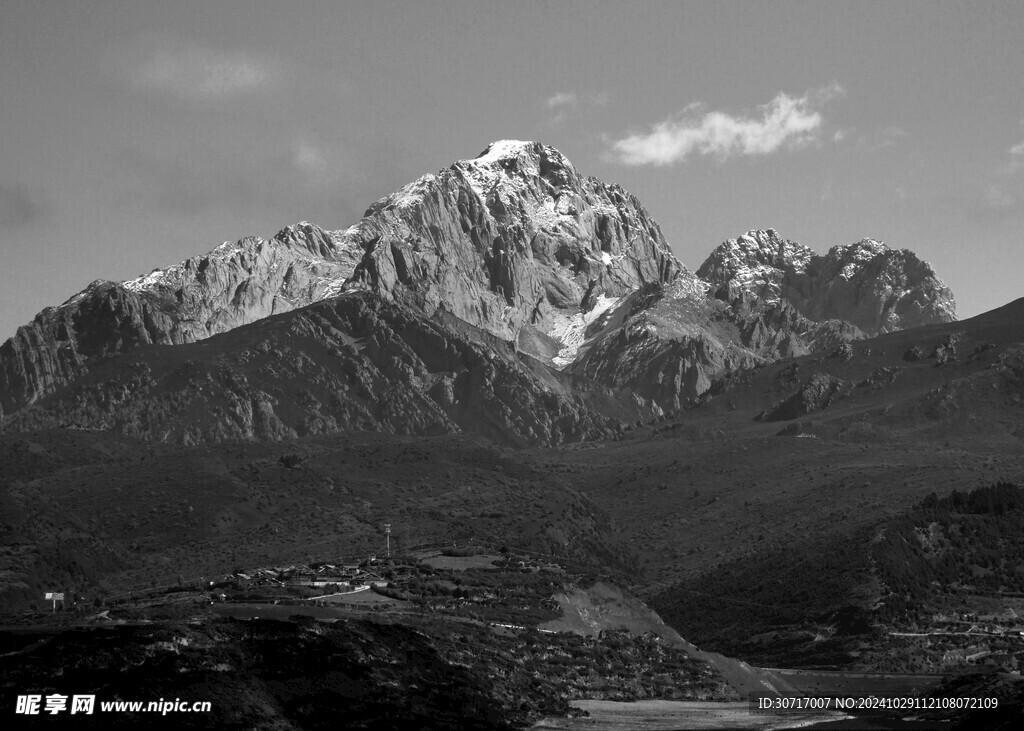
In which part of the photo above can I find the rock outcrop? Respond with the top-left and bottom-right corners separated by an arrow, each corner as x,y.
761,373 -> 850,422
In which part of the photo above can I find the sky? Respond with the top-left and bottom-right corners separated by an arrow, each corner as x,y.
2,0 -> 1023,340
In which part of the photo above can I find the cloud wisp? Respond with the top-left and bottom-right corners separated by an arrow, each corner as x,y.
545,92 -> 578,109
116,36 -> 281,101
1008,139 -> 1024,174
545,90 -> 610,125
981,137 -> 1024,209
608,86 -> 842,166
0,183 -> 46,229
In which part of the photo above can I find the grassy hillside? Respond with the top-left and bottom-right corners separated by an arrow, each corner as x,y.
652,484 -> 1024,673
0,429 -> 636,615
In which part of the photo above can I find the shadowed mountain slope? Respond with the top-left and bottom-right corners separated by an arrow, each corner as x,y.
5,292 -> 639,447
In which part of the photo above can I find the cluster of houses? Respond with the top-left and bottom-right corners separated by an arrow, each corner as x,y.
210,557 -> 393,597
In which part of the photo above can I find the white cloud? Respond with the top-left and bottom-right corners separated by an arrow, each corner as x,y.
546,92 -> 578,109
976,138 -> 1024,206
0,183 -> 46,228
294,140 -> 326,174
877,126 -> 909,148
1003,139 -> 1024,174
545,91 -> 610,124
832,125 -> 910,154
119,37 -> 280,100
608,86 -> 842,166
985,184 -> 1016,209
292,139 -> 344,185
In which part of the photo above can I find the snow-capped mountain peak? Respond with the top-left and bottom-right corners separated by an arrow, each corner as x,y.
343,140 -> 685,361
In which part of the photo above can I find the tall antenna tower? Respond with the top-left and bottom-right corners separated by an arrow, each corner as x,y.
383,523 -> 391,557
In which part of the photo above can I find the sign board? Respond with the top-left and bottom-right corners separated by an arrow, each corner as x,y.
51,593 -> 64,601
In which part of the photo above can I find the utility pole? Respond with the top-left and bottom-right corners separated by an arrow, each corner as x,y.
383,523 -> 391,558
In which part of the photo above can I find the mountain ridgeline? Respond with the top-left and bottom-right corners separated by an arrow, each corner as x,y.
0,141 -> 957,444
0,223 -> 361,418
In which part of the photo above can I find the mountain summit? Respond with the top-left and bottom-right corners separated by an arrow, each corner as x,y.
343,140 -> 686,356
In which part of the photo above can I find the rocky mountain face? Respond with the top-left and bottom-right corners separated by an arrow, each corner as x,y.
343,140 -> 684,357
0,223 -> 360,418
697,228 -> 957,334
567,280 -> 864,411
0,142 -> 959,442
582,227 -> 955,411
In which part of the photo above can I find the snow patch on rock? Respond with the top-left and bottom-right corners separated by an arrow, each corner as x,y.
383,174 -> 439,210
123,264 -> 183,294
549,294 -> 622,369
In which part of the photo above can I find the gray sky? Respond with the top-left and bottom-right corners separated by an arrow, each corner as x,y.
2,0 -> 1023,339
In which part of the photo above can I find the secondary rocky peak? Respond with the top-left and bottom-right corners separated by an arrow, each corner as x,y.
271,221 -> 352,260
704,229 -> 813,269
809,239 -> 957,332
821,238 -> 897,277
698,230 -> 956,334
832,237 -> 888,257
697,229 -> 813,305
